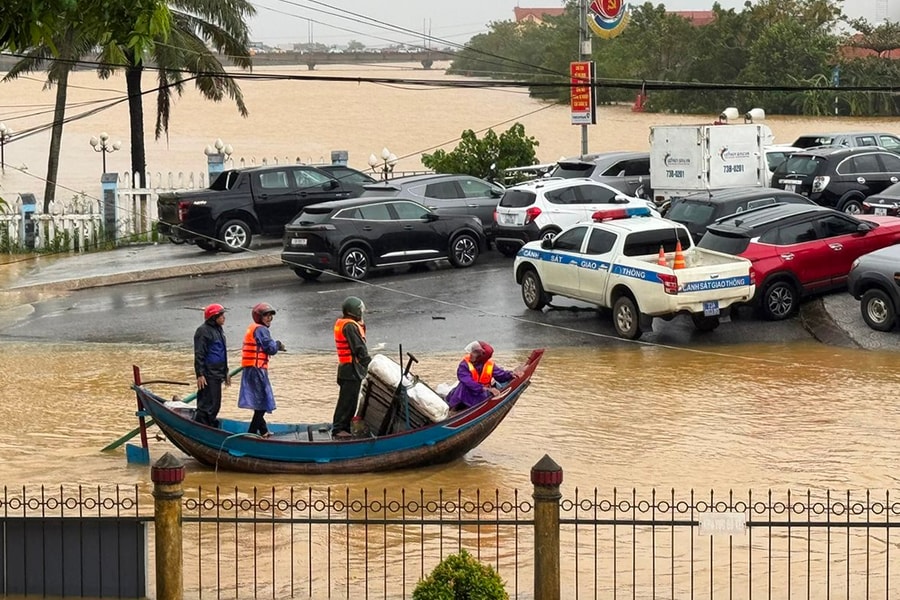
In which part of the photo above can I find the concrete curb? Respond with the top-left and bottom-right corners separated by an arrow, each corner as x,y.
799,298 -> 860,349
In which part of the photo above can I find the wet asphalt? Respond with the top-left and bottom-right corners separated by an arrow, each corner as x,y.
1,239 -> 896,352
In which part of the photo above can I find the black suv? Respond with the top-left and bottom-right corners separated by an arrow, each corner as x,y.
771,146 -> 900,214
665,187 -> 814,242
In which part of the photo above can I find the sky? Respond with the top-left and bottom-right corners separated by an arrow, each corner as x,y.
247,0 -> 750,48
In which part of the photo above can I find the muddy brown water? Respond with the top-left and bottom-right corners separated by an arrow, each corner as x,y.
1,63 -> 899,497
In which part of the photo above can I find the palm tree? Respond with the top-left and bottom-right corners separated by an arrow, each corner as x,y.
2,29 -> 98,211
97,0 -> 255,187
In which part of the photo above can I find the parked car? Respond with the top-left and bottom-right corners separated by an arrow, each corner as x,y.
764,145 -> 802,174
493,178 -> 660,257
862,181 -> 900,217
790,131 -> 900,152
771,146 -> 900,214
547,151 -> 651,198
280,196 -> 486,281
317,165 -> 377,196
847,245 -> 900,332
665,187 -> 815,242
359,173 -> 503,239
157,164 -> 358,252
698,203 -> 900,320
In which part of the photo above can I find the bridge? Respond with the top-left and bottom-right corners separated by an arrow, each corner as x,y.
248,50 -> 456,70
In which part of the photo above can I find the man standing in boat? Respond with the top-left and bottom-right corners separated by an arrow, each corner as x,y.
193,303 -> 231,427
333,296 -> 371,439
239,303 -> 286,438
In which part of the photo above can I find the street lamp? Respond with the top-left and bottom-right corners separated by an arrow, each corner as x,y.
204,138 -> 233,182
368,147 -> 397,181
0,122 -> 13,171
89,132 -> 121,174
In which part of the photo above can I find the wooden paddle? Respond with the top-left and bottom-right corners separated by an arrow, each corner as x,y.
101,366 -> 243,452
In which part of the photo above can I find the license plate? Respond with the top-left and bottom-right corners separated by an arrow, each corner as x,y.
785,184 -> 796,193
290,238 -> 307,247
501,213 -> 518,225
703,301 -> 720,316
875,208 -> 887,216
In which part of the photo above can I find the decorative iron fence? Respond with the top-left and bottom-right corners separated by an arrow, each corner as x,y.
2,471 -> 900,599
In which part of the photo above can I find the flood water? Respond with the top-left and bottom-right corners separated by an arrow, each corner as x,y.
1,63 -> 899,494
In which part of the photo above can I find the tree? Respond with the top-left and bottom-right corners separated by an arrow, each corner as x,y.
96,0 -> 255,187
421,123 -> 539,179
346,40 -> 366,52
2,0 -> 170,211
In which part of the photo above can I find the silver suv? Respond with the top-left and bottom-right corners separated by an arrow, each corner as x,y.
493,178 -> 658,257
547,151 -> 651,198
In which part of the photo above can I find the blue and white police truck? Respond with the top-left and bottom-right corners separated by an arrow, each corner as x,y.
512,207 -> 756,339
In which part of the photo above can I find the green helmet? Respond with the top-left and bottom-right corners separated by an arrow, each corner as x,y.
341,296 -> 365,320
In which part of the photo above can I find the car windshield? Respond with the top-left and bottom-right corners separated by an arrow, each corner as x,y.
290,206 -> 333,225
549,162 -> 593,179
666,201 -> 716,226
697,230 -> 750,254
499,190 -> 537,208
777,155 -> 825,177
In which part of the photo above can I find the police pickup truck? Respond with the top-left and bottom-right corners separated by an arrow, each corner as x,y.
512,207 -> 756,339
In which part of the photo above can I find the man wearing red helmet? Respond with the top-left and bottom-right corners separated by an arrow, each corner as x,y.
193,303 -> 231,427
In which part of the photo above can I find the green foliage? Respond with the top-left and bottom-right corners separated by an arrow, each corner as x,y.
412,550 -> 509,600
421,123 -> 538,178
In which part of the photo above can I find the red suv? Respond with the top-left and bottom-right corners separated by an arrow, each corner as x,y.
697,204 -> 900,320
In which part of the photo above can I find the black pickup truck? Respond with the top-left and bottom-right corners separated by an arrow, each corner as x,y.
157,164 -> 360,252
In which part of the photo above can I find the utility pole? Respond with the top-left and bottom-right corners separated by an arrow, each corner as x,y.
578,0 -> 591,157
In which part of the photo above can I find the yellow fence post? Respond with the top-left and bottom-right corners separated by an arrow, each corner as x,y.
532,454 -> 562,600
152,452 -> 185,600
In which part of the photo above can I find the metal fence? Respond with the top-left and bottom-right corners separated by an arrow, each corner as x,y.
2,476 -> 900,599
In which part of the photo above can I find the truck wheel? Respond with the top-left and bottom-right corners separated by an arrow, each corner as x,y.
340,247 -> 370,280
612,296 -> 643,339
293,267 -> 322,281
761,280 -> 798,320
449,233 -> 479,268
691,314 -> 720,332
219,219 -> 252,252
195,238 -> 218,252
521,269 -> 548,310
860,288 -> 896,331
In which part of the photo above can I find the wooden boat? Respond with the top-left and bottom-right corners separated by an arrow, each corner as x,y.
132,349 -> 544,474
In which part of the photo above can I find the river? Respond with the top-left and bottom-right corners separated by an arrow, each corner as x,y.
0,63 -> 899,496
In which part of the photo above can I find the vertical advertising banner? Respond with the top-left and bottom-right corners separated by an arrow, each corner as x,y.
570,61 -> 596,125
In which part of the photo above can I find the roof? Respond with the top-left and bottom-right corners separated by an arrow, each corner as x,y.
558,151 -> 649,164
509,177 -> 612,192
793,145 -> 885,158
680,187 -> 803,202
595,214 -> 686,235
301,195 -> 421,212
671,10 -> 716,26
707,204 -> 828,235
365,173 -> 459,187
513,7 -> 565,23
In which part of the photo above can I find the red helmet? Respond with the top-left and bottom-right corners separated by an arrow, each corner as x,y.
252,302 -> 277,324
204,303 -> 226,320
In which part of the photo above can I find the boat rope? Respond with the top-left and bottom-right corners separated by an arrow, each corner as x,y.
214,432 -> 265,476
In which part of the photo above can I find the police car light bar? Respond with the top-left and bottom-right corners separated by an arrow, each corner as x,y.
591,206 -> 653,222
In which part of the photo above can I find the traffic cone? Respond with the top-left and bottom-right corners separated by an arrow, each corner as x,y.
657,245 -> 667,267
673,240 -> 686,269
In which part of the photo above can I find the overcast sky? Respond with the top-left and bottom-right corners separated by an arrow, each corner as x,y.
248,0 -> 749,48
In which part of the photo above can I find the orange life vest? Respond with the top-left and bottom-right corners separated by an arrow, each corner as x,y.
463,354 -> 494,384
334,318 -> 365,364
241,323 -> 269,369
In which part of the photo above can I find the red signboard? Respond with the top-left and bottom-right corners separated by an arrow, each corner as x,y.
570,61 -> 596,125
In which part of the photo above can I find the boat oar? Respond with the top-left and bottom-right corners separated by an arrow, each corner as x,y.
102,366 -> 243,452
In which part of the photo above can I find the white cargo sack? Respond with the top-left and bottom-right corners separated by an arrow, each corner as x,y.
359,354 -> 449,422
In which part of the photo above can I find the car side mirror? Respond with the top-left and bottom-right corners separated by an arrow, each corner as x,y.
424,212 -> 439,222
541,238 -> 553,249
324,179 -> 339,190
857,222 -> 875,233
491,188 -> 503,198
612,194 -> 629,204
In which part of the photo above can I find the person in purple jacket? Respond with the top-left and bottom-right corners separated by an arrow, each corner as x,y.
445,341 -> 523,412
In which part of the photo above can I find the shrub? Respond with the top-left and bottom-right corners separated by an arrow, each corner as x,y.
412,549 -> 509,600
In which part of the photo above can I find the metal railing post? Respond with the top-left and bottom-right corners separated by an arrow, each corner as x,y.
152,452 -> 185,600
532,454 -> 563,600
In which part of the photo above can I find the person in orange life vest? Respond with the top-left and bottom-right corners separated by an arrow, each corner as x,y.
238,303 -> 286,438
193,303 -> 231,427
332,296 -> 371,439
446,341 -> 522,411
